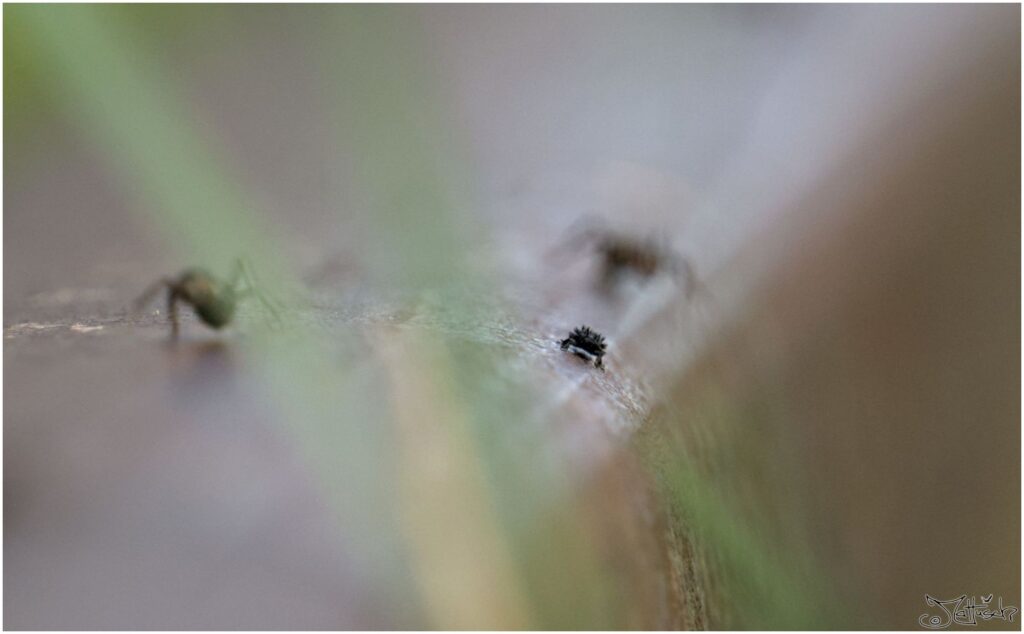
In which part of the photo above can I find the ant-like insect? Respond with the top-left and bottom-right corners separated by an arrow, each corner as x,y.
557,217 -> 697,297
560,325 -> 607,369
134,258 -> 281,338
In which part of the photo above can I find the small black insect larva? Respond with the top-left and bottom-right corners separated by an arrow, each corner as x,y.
560,325 -> 607,369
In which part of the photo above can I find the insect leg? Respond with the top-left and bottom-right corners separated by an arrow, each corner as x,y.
545,214 -> 608,265
133,277 -> 174,315
225,257 -> 245,289
167,287 -> 181,339
670,256 -> 698,299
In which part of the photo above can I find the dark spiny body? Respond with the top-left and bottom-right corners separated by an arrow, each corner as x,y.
560,325 -> 607,369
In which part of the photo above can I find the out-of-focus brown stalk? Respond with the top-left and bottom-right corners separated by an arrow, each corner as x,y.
648,12 -> 1020,628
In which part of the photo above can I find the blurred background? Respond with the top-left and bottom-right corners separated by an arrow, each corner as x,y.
4,4 -> 1019,629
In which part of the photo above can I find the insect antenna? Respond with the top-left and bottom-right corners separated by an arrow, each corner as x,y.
235,257 -> 286,327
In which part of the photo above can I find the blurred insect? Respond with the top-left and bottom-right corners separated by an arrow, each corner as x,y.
556,216 -> 697,297
134,258 -> 281,338
560,325 -> 607,369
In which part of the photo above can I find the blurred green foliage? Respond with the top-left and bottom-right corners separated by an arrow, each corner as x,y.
635,381 -> 848,629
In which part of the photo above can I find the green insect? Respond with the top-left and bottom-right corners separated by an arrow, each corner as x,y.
135,258 -> 281,338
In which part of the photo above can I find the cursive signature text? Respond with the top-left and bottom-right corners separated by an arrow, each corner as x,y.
919,594 -> 1018,629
